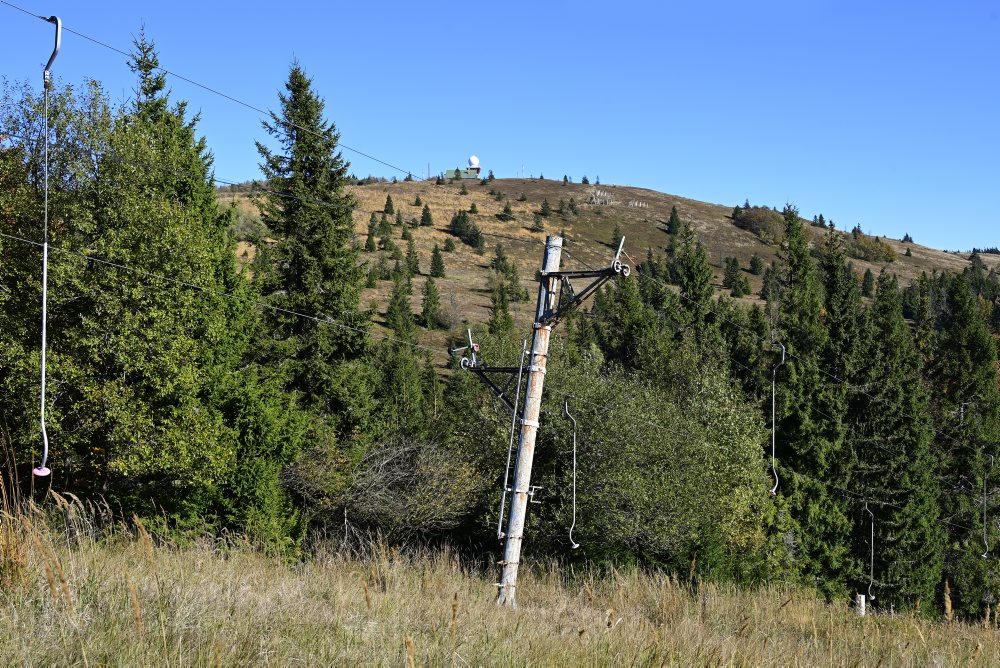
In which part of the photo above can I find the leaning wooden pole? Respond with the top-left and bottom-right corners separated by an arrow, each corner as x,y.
496,235 -> 563,608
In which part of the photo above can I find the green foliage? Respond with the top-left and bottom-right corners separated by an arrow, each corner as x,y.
469,202 -> 478,214
849,272 -> 944,610
667,205 -> 681,235
774,206 -> 852,599
569,198 -> 579,215
383,194 -> 394,214
517,193 -> 527,202
489,245 -> 529,302
673,222 -> 714,323
732,205 -> 785,244
487,284 -> 514,335
847,231 -> 897,263
420,204 -> 433,227
421,277 -> 442,330
254,62 -> 368,421
749,254 -> 764,276
413,195 -> 421,206
405,238 -> 420,276
861,268 -> 875,297
443,237 -> 456,252
459,182 -> 469,196
0,39 -> 307,547
927,276 -> 1000,616
540,198 -> 552,217
497,201 -> 515,222
531,213 -> 545,232
430,244 -> 446,278
450,210 -> 484,252
385,274 -> 415,340
364,230 -> 376,252
722,257 -> 746,296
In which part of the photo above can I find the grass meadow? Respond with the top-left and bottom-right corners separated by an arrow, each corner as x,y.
2,492 -> 998,666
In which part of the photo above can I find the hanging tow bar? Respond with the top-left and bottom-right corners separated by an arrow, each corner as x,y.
34,15 -> 61,479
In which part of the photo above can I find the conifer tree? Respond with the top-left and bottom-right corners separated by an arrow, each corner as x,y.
749,253 -> 764,275
430,244 -> 446,278
673,222 -> 714,323
667,205 -> 681,235
254,61 -> 368,420
384,194 -> 394,214
385,273 -> 415,340
413,194 -> 422,206
443,237 -> 456,252
850,272 -> 944,610
406,238 -> 420,276
722,257 -> 742,291
488,285 -> 514,335
421,277 -> 442,329
420,203 -> 433,226
364,230 -> 376,252
469,202 -> 478,214
540,198 -> 552,217
928,276 -> 1000,616
862,268 -> 875,297
775,205 -> 853,599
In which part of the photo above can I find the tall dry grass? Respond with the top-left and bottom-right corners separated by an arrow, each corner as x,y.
1,496 -> 998,665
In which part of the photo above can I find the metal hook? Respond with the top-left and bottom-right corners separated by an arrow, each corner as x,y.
769,341 -> 786,495
564,397 -> 580,549
43,16 -> 61,88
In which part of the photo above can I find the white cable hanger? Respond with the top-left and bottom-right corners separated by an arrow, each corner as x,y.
33,14 -> 61,479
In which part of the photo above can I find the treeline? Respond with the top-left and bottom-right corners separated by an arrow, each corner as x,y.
629,209 -> 998,617
0,34 -> 997,622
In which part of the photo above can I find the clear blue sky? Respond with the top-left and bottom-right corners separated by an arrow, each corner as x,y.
2,0 -> 998,250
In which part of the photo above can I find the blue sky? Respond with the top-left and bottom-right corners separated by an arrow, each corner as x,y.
2,0 -> 997,250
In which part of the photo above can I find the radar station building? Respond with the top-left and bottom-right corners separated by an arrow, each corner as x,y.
445,155 -> 482,180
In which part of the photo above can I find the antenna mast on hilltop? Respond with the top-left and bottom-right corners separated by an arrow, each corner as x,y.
453,236 -> 630,608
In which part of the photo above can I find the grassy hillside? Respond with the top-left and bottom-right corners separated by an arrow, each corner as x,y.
221,177 -> 999,356
4,503 -> 998,665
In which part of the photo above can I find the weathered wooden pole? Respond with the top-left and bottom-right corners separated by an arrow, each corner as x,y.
496,235 -> 562,608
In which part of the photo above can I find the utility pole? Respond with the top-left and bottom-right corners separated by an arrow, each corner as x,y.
451,236 -> 629,608
496,235 -> 562,607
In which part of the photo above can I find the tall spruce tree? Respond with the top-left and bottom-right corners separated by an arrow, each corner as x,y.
673,221 -> 714,324
667,205 -> 681,235
928,275 -> 1000,616
430,243 -> 446,278
850,272 -> 943,611
254,62 -> 369,424
421,276 -> 442,329
775,205 -> 853,598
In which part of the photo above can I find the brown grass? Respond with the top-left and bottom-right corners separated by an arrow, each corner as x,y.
2,497 -> 998,665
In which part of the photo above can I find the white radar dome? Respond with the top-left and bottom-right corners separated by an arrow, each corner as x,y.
468,155 -> 480,168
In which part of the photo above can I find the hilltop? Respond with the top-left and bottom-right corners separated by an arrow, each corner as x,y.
221,177 -> 999,354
